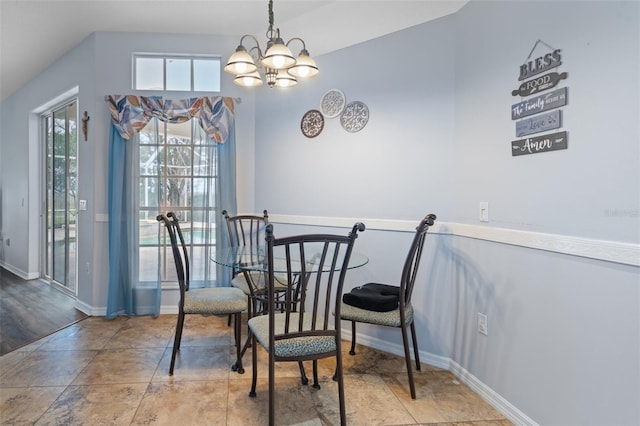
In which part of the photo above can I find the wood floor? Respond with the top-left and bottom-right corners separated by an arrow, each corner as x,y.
0,268 -> 88,355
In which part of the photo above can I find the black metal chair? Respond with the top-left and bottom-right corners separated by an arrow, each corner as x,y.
157,212 -> 247,375
222,209 -> 269,319
340,213 -> 436,399
248,222 -> 366,426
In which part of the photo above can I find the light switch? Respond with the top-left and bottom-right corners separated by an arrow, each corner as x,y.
79,200 -> 87,211
479,202 -> 489,222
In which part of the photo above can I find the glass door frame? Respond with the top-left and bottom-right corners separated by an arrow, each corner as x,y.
41,98 -> 78,296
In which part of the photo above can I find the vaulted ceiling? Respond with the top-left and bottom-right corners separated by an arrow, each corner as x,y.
0,0 -> 467,100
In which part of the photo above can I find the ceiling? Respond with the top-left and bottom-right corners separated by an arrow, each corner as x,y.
0,0 -> 467,101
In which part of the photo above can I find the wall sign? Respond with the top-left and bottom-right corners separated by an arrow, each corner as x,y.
515,110 -> 561,137
511,72 -> 568,97
511,87 -> 567,120
519,41 -> 562,81
510,40 -> 569,157
512,131 -> 567,156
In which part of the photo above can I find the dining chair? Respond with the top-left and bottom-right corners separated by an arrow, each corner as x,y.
222,209 -> 269,319
248,222 -> 366,426
340,213 -> 437,399
157,212 -> 248,375
223,209 -> 319,383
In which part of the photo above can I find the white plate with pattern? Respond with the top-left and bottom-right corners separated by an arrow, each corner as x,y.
320,89 -> 346,119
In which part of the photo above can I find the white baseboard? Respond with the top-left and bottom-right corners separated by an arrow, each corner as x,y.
342,326 -> 536,426
449,360 -> 538,426
340,326 -> 450,370
75,299 -> 100,316
0,262 -> 39,280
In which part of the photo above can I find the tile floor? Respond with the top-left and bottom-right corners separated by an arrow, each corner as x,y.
1,314 -> 511,425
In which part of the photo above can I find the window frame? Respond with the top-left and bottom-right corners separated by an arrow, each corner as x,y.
132,53 -> 221,92
137,118 -> 219,289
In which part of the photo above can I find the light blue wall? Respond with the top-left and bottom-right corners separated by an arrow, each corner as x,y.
252,1 -> 639,424
453,0 -> 640,242
0,31 -> 258,308
254,17 -> 455,220
450,2 -> 639,424
0,1 -> 638,424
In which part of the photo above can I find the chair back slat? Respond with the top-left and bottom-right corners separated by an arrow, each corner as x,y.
400,213 -> 436,304
156,212 -> 190,297
223,209 -> 268,248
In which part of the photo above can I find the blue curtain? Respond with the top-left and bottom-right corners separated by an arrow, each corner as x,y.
215,125 -> 237,286
105,96 -> 236,319
106,124 -> 154,318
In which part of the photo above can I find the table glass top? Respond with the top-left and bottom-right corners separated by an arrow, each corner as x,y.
213,246 -> 368,274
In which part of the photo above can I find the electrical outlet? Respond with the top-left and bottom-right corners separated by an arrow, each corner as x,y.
479,202 -> 489,222
478,313 -> 488,335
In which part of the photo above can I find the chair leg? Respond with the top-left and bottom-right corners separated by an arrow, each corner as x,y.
410,321 -> 421,371
298,361 -> 309,385
249,332 -> 258,397
233,312 -> 244,374
268,346 -> 275,426
335,351 -> 347,426
312,360 -> 320,389
400,324 -> 417,399
349,321 -> 357,355
169,312 -> 186,375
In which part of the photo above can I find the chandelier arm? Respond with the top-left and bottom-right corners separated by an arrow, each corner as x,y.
239,34 -> 265,60
285,37 -> 307,50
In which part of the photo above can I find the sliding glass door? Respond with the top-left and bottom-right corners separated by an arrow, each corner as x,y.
43,100 -> 77,294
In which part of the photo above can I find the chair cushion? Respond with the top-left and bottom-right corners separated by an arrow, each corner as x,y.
183,287 -> 247,315
248,313 -> 337,358
231,272 -> 289,295
342,283 -> 400,312
340,301 -> 413,327
231,272 -> 262,295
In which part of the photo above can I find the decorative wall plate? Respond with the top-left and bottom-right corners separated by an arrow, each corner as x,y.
320,89 -> 346,119
301,109 -> 325,138
340,101 -> 369,133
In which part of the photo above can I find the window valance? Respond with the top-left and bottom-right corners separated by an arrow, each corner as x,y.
105,95 -> 235,143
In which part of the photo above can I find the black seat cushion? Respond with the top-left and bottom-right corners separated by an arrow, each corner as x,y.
343,283 -> 400,312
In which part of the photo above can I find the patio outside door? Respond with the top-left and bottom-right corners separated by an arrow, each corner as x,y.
43,100 -> 77,294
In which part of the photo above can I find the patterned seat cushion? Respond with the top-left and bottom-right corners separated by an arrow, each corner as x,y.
231,272 -> 263,295
183,287 -> 247,315
340,302 -> 413,327
248,313 -> 336,358
231,272 -> 289,295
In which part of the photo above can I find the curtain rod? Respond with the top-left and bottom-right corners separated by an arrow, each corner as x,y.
103,95 -> 241,104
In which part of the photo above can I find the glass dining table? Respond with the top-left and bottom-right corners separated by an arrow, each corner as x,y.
213,245 -> 369,275
212,245 -> 369,373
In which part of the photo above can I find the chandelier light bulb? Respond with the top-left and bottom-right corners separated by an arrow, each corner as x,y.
288,49 -> 319,78
233,71 -> 263,87
275,69 -> 297,88
262,39 -> 295,69
224,45 -> 257,75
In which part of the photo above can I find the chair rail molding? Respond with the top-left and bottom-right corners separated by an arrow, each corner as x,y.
269,214 -> 640,267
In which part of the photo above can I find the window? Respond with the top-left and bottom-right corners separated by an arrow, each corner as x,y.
134,54 -> 221,92
138,118 -> 218,287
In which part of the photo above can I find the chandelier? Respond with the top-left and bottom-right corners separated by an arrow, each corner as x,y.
224,0 -> 319,88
